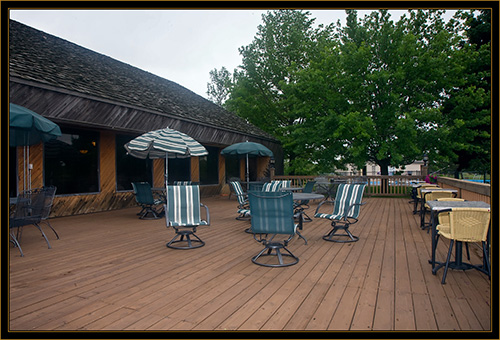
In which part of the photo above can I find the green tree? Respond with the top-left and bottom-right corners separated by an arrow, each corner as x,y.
223,10 -> 331,174
438,10 -> 491,178
206,66 -> 233,106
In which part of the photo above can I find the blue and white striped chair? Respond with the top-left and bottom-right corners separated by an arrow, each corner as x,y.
314,183 -> 367,242
248,191 -> 307,267
173,181 -> 192,185
229,181 -> 251,220
164,185 -> 210,249
262,181 -> 283,192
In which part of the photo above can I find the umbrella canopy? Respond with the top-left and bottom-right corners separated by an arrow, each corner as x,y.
9,103 -> 62,147
220,141 -> 273,158
124,128 -> 208,185
10,103 -> 62,192
221,141 -> 273,189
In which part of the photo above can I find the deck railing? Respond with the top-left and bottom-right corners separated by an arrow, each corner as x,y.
273,175 -> 491,202
272,175 -> 425,197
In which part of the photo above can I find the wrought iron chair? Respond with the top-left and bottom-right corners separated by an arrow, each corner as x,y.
433,207 -> 491,284
229,181 -> 251,221
314,183 -> 367,243
131,182 -> 164,219
248,191 -> 307,267
164,185 -> 210,249
39,186 -> 59,239
293,180 -> 317,222
9,187 -> 53,256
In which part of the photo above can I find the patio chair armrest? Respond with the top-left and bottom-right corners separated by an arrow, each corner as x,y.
314,200 -> 333,215
342,201 -> 366,221
201,203 -> 210,225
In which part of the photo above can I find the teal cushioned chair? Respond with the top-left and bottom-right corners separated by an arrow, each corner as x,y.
131,182 -> 164,219
248,191 -> 307,267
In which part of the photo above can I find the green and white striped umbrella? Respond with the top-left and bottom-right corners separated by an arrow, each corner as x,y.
124,128 -> 207,185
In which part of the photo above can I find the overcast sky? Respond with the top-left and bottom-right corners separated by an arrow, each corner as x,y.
9,8 -> 457,99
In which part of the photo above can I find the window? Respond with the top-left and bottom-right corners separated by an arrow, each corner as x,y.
199,146 -> 219,185
44,127 -> 99,194
116,135 -> 153,191
168,158 -> 191,184
225,156 -> 240,182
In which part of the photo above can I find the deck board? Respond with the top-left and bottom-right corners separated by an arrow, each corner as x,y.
8,196 -> 493,333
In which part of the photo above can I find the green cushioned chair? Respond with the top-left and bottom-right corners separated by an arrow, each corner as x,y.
248,191 -> 307,267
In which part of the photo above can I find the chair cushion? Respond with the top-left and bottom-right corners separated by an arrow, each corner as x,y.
238,209 -> 251,216
315,212 -> 343,220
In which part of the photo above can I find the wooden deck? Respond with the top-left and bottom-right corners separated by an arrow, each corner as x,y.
9,196 -> 493,333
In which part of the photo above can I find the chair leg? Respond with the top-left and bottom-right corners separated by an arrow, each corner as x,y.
482,241 -> 491,279
34,223 -> 52,249
442,240 -> 454,284
10,231 -> 24,257
323,222 -> 359,243
166,229 -> 205,249
43,220 -> 59,240
252,242 -> 299,267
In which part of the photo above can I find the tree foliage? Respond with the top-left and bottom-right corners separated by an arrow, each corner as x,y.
208,9 -> 491,176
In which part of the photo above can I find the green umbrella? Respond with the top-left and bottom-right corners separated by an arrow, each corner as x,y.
221,141 -> 274,189
124,127 -> 208,186
9,103 -> 61,147
9,103 -> 62,191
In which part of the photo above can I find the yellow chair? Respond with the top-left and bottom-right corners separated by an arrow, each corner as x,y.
413,184 -> 439,214
421,190 -> 457,230
434,207 -> 491,284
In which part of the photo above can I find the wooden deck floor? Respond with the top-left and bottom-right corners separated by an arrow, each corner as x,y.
9,196 -> 493,334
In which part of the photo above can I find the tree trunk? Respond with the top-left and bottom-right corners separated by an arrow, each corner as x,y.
378,160 -> 390,194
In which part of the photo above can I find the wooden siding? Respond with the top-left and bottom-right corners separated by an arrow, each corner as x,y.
9,197 -> 493,332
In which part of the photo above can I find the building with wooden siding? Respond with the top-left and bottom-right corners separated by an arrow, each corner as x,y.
8,20 -> 282,217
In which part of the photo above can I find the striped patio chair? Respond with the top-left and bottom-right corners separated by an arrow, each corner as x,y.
164,185 -> 210,249
262,181 -> 283,192
229,181 -> 251,220
314,183 -> 367,243
248,191 -> 307,267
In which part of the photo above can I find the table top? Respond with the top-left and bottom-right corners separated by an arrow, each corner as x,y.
281,187 -> 304,192
293,193 -> 324,201
420,188 -> 458,193
426,200 -> 490,211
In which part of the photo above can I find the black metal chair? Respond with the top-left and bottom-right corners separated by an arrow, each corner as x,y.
131,182 -> 164,219
9,187 -> 53,256
248,191 -> 307,267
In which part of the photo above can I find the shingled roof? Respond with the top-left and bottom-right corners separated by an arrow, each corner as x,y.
8,20 -> 278,146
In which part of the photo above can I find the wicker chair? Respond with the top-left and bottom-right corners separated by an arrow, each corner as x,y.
413,184 -> 439,214
421,190 -> 457,231
433,207 -> 491,284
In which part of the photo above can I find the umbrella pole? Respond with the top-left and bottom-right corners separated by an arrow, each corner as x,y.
165,153 -> 168,189
246,154 -> 249,191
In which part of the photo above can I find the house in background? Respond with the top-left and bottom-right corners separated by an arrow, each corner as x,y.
8,20 -> 282,217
